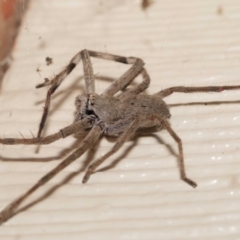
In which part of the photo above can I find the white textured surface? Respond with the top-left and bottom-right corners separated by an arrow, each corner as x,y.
0,0 -> 240,239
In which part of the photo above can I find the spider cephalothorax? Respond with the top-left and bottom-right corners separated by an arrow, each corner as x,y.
0,49 -> 240,224
74,92 -> 171,137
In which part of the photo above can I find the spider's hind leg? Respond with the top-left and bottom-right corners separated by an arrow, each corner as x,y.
157,85 -> 240,98
155,116 -> 197,188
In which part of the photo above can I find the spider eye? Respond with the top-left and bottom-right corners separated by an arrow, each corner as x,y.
85,109 -> 95,115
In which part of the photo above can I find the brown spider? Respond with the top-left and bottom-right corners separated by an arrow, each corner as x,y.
0,49 -> 240,224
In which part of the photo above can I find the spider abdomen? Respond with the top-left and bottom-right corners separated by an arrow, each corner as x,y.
88,93 -> 171,136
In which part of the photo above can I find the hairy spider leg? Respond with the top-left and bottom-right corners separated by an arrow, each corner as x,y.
116,68 -> 151,99
157,85 -> 240,98
0,118 -> 92,145
158,118 -> 197,188
129,68 -> 150,94
0,124 -> 102,225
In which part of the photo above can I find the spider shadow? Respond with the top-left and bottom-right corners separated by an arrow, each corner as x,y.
1,130 -> 176,222
0,134 -> 87,163
168,100 -> 240,107
96,130 -> 177,173
13,131 -> 176,220
9,135 -> 101,220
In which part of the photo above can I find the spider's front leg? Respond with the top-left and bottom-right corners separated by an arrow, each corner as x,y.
0,119 -> 92,145
36,49 -> 96,138
0,124 -> 102,225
